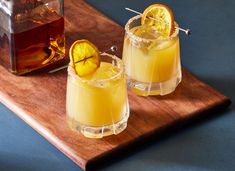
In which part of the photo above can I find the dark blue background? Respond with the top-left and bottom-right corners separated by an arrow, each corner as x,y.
1,0 -> 235,170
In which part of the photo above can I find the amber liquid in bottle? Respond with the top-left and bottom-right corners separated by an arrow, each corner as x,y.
0,3 -> 65,75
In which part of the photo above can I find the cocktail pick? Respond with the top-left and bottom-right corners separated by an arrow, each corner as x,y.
125,7 -> 191,36
48,45 -> 118,74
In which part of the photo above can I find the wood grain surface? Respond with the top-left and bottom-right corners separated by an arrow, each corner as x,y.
0,0 -> 231,170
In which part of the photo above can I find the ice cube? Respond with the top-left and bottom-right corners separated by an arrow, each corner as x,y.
133,25 -> 161,39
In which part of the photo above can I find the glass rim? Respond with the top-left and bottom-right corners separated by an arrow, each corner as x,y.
67,53 -> 124,84
125,15 -> 179,43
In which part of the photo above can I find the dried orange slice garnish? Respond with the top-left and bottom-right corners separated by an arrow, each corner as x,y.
69,39 -> 100,77
141,4 -> 175,37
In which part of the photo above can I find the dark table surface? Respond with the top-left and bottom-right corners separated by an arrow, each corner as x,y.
1,0 -> 235,170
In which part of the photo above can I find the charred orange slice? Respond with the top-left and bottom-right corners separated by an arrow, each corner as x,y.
141,4 -> 175,36
69,39 -> 100,77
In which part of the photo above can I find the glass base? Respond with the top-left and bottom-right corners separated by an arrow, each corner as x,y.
67,110 -> 129,139
9,53 -> 65,75
127,72 -> 182,96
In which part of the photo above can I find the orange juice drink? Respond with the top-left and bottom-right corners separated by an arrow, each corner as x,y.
66,53 -> 129,138
123,15 -> 182,96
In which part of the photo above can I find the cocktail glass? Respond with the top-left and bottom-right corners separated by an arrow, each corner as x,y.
66,53 -> 129,138
123,15 -> 182,96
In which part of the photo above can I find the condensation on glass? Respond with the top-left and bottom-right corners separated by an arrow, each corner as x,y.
0,0 -> 65,75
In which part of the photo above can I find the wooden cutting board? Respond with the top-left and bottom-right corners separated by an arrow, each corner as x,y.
0,0 -> 231,170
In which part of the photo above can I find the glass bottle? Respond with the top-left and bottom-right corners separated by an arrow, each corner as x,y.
0,0 -> 65,75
